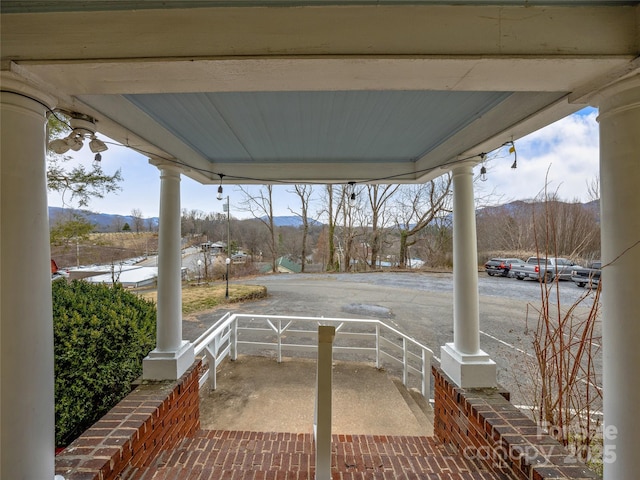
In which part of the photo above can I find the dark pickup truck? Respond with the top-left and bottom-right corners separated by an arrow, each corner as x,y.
571,261 -> 602,288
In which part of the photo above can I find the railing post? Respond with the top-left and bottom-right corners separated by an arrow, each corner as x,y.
422,349 -> 429,398
315,326 -> 335,480
375,324 -> 380,369
231,318 -> 238,361
205,345 -> 217,390
402,338 -> 408,386
277,318 -> 282,363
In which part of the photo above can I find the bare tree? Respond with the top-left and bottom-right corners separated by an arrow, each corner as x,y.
145,217 -> 156,232
321,184 -> 345,272
413,216 -> 454,267
181,209 -> 204,237
366,184 -> 400,268
476,201 -> 535,254
586,175 -> 600,203
338,185 -> 368,272
130,208 -> 144,233
545,199 -> 599,259
288,185 -> 314,272
393,175 -> 453,268
313,226 -> 329,267
110,215 -> 124,233
238,185 -> 278,273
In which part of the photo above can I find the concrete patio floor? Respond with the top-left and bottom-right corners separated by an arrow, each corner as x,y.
199,355 -> 434,437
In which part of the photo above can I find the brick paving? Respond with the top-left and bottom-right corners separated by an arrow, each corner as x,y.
124,430 -> 507,479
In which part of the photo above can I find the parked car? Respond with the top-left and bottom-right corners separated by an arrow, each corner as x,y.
483,257 -> 525,277
511,257 -> 580,282
571,261 -> 602,288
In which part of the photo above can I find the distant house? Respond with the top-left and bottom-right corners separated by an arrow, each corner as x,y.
231,252 -> 248,264
261,257 -> 302,274
200,241 -> 226,254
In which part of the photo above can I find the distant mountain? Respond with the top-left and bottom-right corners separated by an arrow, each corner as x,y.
262,215 -> 325,228
48,207 -> 159,232
51,200 -> 596,233
476,199 -> 600,222
49,207 -> 321,231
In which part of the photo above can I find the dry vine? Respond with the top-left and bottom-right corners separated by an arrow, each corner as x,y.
524,184 -> 603,468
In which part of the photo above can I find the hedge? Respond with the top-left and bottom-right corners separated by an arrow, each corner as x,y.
53,280 -> 156,447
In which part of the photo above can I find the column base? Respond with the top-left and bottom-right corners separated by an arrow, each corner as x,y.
440,343 -> 496,388
143,341 -> 195,380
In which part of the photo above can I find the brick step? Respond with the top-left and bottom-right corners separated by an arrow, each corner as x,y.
132,471 -> 506,479
124,430 -> 506,480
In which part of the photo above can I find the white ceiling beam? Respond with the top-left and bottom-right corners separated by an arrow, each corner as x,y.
15,57 -> 634,96
2,5 -> 637,61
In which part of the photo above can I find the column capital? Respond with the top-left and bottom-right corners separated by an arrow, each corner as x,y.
158,167 -> 183,181
450,161 -> 477,177
593,73 -> 640,118
1,73 -> 57,111
149,158 -> 190,176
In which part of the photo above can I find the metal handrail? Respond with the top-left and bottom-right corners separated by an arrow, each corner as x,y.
193,312 -> 435,398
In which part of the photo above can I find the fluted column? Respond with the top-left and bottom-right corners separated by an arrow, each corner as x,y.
1,84 -> 57,479
440,164 -> 496,388
142,165 -> 194,380
595,74 -> 640,480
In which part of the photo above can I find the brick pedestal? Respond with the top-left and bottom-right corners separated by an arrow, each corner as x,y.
433,365 -> 600,480
55,361 -> 201,480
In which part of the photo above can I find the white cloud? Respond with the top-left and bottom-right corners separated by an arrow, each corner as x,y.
477,108 -> 599,204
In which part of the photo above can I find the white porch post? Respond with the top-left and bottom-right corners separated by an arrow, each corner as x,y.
142,165 -> 194,380
440,163 -> 496,387
595,75 -> 640,480
315,325 -> 335,480
1,85 -> 56,479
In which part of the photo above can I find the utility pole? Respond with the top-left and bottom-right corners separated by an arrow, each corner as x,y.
219,193 -> 231,298
224,196 -> 230,259
225,257 -> 231,299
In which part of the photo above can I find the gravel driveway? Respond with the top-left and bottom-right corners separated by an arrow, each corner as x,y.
185,271 -> 602,412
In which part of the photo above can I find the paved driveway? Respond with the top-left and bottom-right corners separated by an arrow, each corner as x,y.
186,271 -> 602,411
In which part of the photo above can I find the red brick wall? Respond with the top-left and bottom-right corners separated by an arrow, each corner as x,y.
432,365 -> 600,480
55,361 -> 201,480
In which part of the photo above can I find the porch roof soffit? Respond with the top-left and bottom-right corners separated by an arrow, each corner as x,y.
2,3 -> 639,185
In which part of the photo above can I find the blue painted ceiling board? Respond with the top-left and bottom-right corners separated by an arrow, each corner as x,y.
124,90 -> 512,164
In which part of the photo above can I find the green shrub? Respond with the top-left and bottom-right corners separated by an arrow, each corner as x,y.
53,280 -> 156,447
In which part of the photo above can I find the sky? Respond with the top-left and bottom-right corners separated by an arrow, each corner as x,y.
47,107 -> 600,220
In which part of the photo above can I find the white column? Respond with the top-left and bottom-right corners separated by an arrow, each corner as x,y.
595,75 -> 640,480
1,86 -> 56,479
315,325 -> 335,480
142,166 -> 194,380
440,164 -> 496,387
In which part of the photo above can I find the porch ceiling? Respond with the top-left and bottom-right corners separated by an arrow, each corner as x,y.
2,1 -> 639,185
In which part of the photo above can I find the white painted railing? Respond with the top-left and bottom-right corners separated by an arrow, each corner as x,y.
193,313 -> 435,399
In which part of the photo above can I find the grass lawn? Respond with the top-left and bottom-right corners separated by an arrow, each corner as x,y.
140,283 -> 267,315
